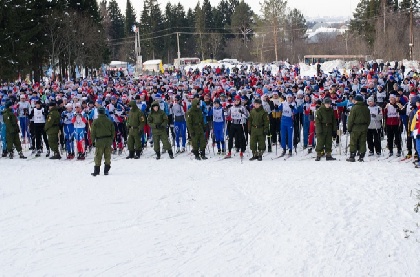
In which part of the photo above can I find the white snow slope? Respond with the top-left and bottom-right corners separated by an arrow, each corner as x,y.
1,148 -> 420,276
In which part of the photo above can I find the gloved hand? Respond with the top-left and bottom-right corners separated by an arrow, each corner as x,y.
371,114 -> 376,118
289,105 -> 294,109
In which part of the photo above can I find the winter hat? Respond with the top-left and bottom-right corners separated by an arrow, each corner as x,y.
5,101 -> 12,108
323,97 -> 332,104
175,95 -> 181,101
355,95 -> 364,102
49,102 -> 56,107
213,98 -> 221,104
155,93 -> 161,99
98,107 -> 106,114
254,99 -> 262,104
234,95 -> 241,101
360,87 -> 368,93
416,96 -> 420,103
389,94 -> 396,99
66,103 -> 73,109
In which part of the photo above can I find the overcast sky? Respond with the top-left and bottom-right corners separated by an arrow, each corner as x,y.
114,0 -> 361,19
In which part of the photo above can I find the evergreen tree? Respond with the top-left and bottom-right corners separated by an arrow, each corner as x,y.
124,0 -> 137,37
230,0 -> 254,45
107,0 -> 125,59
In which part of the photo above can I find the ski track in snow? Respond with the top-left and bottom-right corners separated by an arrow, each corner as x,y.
1,146 -> 420,276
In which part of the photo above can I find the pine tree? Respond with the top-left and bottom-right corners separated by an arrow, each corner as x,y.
230,0 -> 254,45
107,0 -> 125,59
124,0 -> 137,37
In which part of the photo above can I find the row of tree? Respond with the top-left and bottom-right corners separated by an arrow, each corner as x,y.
1,0 -> 419,82
103,0 -> 307,66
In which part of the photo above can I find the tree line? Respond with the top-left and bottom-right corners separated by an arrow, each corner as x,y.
0,0 -> 419,82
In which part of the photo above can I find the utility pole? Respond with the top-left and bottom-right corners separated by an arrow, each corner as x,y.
383,0 -> 386,34
409,0 -> 414,60
176,32 -> 181,62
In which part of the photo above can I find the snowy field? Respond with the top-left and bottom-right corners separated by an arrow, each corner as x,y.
1,146 -> 420,276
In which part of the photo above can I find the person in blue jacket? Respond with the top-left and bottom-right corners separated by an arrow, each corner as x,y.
212,98 -> 226,154
278,93 -> 297,156
0,98 -> 7,157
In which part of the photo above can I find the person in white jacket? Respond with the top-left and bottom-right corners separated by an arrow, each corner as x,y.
367,97 -> 383,156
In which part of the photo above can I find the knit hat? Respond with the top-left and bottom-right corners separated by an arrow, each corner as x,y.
5,101 -> 12,108
355,95 -> 364,102
254,99 -> 262,104
234,95 -> 241,101
98,107 -> 106,114
323,97 -> 332,104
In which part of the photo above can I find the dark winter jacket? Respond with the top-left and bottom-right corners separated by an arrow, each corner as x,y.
348,101 -> 371,132
127,101 -> 146,133
148,101 -> 168,134
3,108 -> 20,134
44,107 -> 60,135
248,106 -> 269,135
315,104 -> 336,135
186,99 -> 205,134
91,114 -> 115,148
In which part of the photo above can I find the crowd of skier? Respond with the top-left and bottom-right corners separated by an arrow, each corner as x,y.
1,60 -> 420,175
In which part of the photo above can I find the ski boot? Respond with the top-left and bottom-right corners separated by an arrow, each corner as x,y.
217,149 -> 221,155
307,148 -> 313,154
368,151 -> 374,157
112,148 -> 117,155
118,149 -> 123,155
358,152 -> 365,162
396,150 -> 402,158
168,149 -> 174,159
156,151 -> 161,160
257,152 -> 263,161
8,152 -> 14,159
2,150 -> 7,157
288,150 -> 292,157
104,164 -> 111,176
46,149 -> 50,158
224,151 -> 232,159
35,150 -> 41,157
91,166 -> 100,177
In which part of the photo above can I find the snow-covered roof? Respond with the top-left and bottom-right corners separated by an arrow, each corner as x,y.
143,59 -> 162,65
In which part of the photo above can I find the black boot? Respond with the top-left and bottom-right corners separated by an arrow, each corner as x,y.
193,150 -> 201,160
134,150 -> 141,159
346,152 -> 356,162
200,150 -> 207,160
18,151 -> 26,159
91,166 -> 100,176
9,152 -> 13,159
104,164 -> 111,175
50,152 -> 61,160
249,153 -> 258,161
156,152 -> 161,160
326,152 -> 336,161
358,152 -> 365,162
126,151 -> 135,159
2,150 -> 7,157
168,149 -> 174,159
46,149 -> 50,157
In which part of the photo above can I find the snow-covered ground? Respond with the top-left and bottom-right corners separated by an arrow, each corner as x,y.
1,145 -> 420,275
